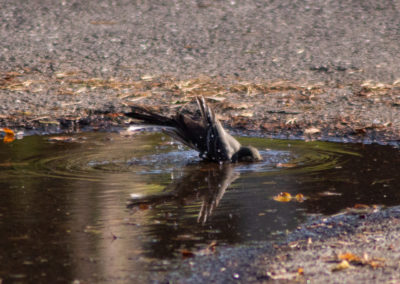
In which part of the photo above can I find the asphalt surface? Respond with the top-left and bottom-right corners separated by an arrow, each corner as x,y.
1,0 -> 400,83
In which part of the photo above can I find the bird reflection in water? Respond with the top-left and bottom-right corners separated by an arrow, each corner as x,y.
127,163 -> 239,224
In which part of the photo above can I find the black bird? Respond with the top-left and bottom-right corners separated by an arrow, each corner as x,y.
125,96 -> 262,163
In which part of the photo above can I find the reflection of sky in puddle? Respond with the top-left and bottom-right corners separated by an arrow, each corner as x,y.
0,132 -> 399,282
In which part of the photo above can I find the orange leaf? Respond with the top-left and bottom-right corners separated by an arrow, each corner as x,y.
295,193 -> 305,202
273,192 -> 292,202
332,260 -> 350,271
2,128 -> 15,135
3,135 -> 15,143
338,252 -> 362,263
2,128 -> 15,144
297,267 -> 304,275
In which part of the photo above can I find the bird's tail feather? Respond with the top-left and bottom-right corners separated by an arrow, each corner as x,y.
196,96 -> 215,126
125,106 -> 176,127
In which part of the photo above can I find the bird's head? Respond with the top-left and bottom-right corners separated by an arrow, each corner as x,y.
231,146 -> 262,163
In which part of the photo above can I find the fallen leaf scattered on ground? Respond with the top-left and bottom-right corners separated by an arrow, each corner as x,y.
332,260 -> 350,271
338,252 -> 362,263
304,127 -> 321,135
330,252 -> 385,270
266,270 -> 303,280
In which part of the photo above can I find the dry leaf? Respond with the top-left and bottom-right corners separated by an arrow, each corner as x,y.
273,192 -> 292,202
332,260 -> 350,271
295,193 -> 305,202
2,128 -> 15,144
297,267 -> 304,275
2,128 -> 14,135
138,204 -> 149,210
304,127 -> 320,135
181,249 -> 195,258
353,204 -> 370,209
339,252 -> 362,263
276,163 -> 296,168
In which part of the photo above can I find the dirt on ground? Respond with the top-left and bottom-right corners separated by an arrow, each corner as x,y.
1,0 -> 400,283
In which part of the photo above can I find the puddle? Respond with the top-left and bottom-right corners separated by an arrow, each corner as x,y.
0,132 -> 399,282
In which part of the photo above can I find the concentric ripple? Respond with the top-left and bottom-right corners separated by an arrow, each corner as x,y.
1,132 -> 359,182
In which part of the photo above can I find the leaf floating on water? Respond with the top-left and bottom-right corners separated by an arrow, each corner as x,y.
273,192 -> 306,203
181,249 -> 195,258
2,128 -> 15,143
353,204 -> 370,209
295,193 -> 305,202
276,163 -> 296,168
138,204 -> 150,210
2,128 -> 14,135
273,192 -> 292,202
48,136 -> 77,143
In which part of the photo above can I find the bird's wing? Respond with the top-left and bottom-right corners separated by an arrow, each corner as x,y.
196,96 -> 241,161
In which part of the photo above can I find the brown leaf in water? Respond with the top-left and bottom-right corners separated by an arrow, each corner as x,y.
139,204 -> 149,210
353,204 -> 370,209
181,249 -> 195,258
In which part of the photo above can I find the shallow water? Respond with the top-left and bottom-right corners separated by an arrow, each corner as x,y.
0,132 -> 399,282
